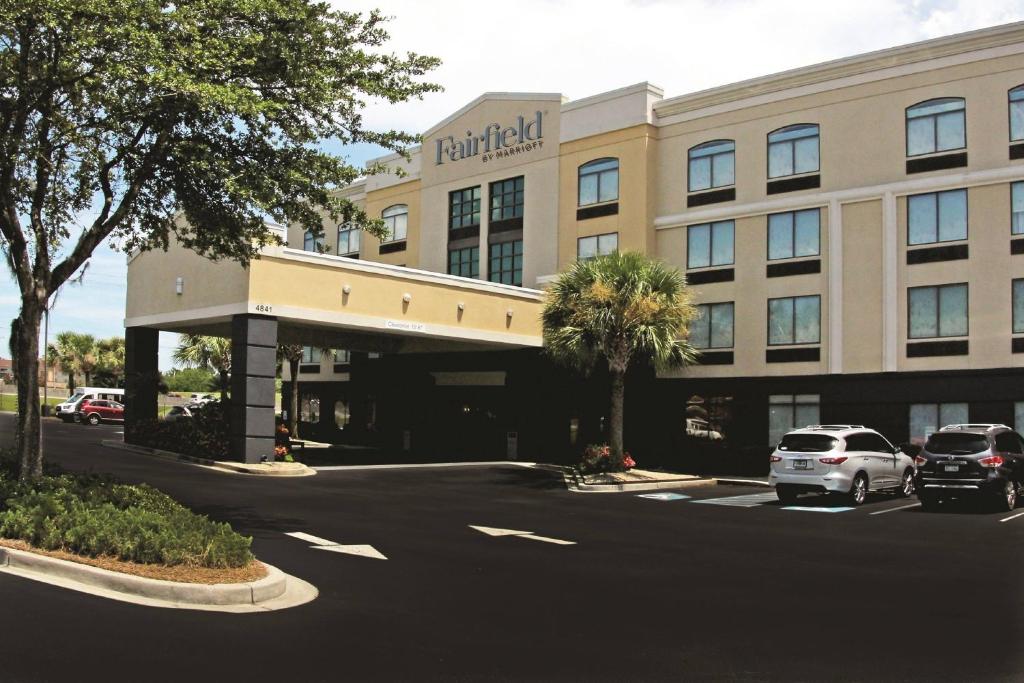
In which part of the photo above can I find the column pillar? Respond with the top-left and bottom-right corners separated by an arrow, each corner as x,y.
124,326 -> 159,443
230,314 -> 278,463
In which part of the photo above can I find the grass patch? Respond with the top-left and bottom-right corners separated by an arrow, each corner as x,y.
0,451 -> 254,569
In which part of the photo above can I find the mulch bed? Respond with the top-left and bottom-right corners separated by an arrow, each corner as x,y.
0,538 -> 267,584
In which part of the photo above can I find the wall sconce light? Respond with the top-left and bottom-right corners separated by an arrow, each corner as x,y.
506,308 -> 514,318
402,293 -> 412,303
457,302 -> 465,312
175,277 -> 184,295
342,284 -> 352,295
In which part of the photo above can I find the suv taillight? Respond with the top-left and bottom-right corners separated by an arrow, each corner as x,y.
819,456 -> 848,465
914,454 -> 928,466
769,454 -> 782,462
979,454 -> 1005,468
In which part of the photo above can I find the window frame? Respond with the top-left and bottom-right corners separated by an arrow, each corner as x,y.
767,208 -> 821,261
691,302 -> 735,349
488,239 -> 524,287
447,245 -> 480,279
577,158 -> 619,207
909,402 -> 968,443
686,220 -> 735,270
448,186 -> 481,231
1014,279 -> 1024,335
577,232 -> 618,261
767,124 -> 820,179
905,97 -> 966,157
1013,182 -> 1024,236
489,176 -> 525,223
1010,85 -> 1024,142
906,189 -> 968,246
766,294 -> 821,346
768,393 -> 821,446
381,204 -> 408,243
336,222 -> 360,256
303,229 -> 324,253
301,346 -> 322,364
907,283 -> 969,340
688,140 -> 735,193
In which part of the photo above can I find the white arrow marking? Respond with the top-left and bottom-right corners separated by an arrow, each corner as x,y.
286,531 -> 387,560
468,525 -> 575,545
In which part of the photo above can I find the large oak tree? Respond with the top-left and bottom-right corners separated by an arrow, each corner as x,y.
0,1 -> 439,479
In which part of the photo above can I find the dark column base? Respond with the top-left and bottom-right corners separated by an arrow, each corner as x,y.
230,315 -> 278,464
124,327 -> 159,443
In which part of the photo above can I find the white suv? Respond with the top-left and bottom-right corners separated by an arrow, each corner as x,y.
769,425 -> 917,505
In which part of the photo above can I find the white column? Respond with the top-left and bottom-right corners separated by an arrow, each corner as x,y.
882,191 -> 899,372
828,199 -> 843,374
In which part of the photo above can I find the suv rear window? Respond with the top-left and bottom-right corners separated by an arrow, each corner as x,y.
924,433 -> 989,455
778,434 -> 837,452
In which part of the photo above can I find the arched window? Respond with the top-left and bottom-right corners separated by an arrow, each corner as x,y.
381,205 -> 408,242
303,229 -> 324,253
1009,86 -> 1024,142
578,158 -> 618,206
337,222 -> 360,256
688,140 -> 735,192
906,98 -> 965,156
767,124 -> 819,179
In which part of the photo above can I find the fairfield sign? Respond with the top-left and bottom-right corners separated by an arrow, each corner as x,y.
434,111 -> 544,165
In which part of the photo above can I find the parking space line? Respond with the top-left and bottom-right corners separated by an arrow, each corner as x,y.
781,506 -> 854,513
999,510 -> 1024,523
869,503 -> 921,515
690,492 -> 778,508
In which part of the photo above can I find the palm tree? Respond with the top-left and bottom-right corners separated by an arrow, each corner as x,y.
277,344 -> 303,438
542,251 -> 701,469
95,337 -> 126,386
173,335 -> 232,401
47,331 -> 96,391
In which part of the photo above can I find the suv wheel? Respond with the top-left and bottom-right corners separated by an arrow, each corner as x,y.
776,485 -> 798,505
87,413 -> 101,426
849,473 -> 868,506
994,480 -> 1017,513
897,469 -> 915,498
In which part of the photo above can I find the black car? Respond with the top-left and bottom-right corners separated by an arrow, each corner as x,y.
913,424 -> 1023,512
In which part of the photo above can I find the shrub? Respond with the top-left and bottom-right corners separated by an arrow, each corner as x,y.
127,401 -> 231,460
0,451 -> 253,568
578,444 -> 637,474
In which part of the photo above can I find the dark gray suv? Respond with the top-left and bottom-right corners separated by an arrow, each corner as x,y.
913,424 -> 1023,512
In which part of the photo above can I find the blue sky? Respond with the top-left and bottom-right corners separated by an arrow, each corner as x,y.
2,0 -> 1022,371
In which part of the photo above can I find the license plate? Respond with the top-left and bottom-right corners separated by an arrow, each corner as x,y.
793,459 -> 810,470
944,465 -> 959,472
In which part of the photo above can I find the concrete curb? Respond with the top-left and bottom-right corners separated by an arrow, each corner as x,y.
528,464 -> 717,493
101,440 -> 316,477
0,546 -> 316,612
715,478 -> 772,488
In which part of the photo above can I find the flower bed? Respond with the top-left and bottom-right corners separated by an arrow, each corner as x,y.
578,444 -> 637,474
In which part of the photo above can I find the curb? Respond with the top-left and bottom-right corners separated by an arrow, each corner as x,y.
0,546 -> 316,612
715,478 -> 772,488
535,465 -> 717,493
101,440 -> 316,477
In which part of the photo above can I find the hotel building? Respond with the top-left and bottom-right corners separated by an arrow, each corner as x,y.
125,23 -> 1024,468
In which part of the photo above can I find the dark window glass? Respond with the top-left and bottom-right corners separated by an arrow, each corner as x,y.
489,176 -> 525,222
777,434 -> 836,452
448,246 -> 480,278
924,432 -> 989,455
448,187 -> 481,230
488,240 -> 523,286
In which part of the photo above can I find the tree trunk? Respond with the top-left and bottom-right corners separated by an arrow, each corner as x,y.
288,358 -> 300,439
219,369 -> 229,403
68,372 -> 76,393
84,371 -> 91,386
13,304 -> 44,480
608,368 -> 625,470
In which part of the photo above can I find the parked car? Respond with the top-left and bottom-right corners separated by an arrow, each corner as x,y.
163,405 -> 194,423
56,387 -> 125,423
912,424 -> 1023,512
769,425 -> 916,505
186,393 -> 217,409
76,399 -> 124,425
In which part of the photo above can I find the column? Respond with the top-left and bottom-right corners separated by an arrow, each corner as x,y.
828,199 -> 843,375
230,314 -> 278,463
882,192 -> 899,372
124,326 -> 159,442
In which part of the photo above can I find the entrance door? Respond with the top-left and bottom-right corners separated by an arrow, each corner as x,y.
435,388 -> 505,461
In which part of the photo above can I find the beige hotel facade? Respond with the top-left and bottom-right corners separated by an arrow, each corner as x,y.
125,23 -> 1024,468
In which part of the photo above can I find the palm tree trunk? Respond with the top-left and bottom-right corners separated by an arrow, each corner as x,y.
609,368 -> 625,470
83,371 -> 91,386
219,369 -> 229,402
12,303 -> 44,481
288,358 -> 300,439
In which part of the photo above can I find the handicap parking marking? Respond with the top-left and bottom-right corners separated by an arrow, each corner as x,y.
636,492 -> 691,501
781,506 -> 855,513
690,492 -> 779,508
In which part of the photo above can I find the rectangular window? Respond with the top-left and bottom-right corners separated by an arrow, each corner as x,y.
1016,402 -> 1024,433
768,295 -> 820,345
489,176 -> 524,222
908,283 -> 968,338
337,225 -> 360,255
578,159 -> 619,206
302,346 -> 321,364
577,233 -> 618,260
768,394 -> 820,446
907,189 -> 967,245
332,349 -> 351,364
1013,182 -> 1024,235
448,246 -> 480,278
768,125 -> 819,179
489,240 -> 523,286
768,208 -> 820,260
686,220 -> 734,269
906,99 -> 966,156
1015,279 -> 1024,334
688,141 -> 735,192
449,187 -> 481,230
691,302 -> 734,349
909,402 -> 968,444
1012,88 -> 1024,142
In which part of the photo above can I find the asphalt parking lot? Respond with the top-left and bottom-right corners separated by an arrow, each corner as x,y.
1,414 -> 1022,682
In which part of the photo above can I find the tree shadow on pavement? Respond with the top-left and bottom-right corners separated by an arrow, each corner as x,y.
187,503 -> 309,539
